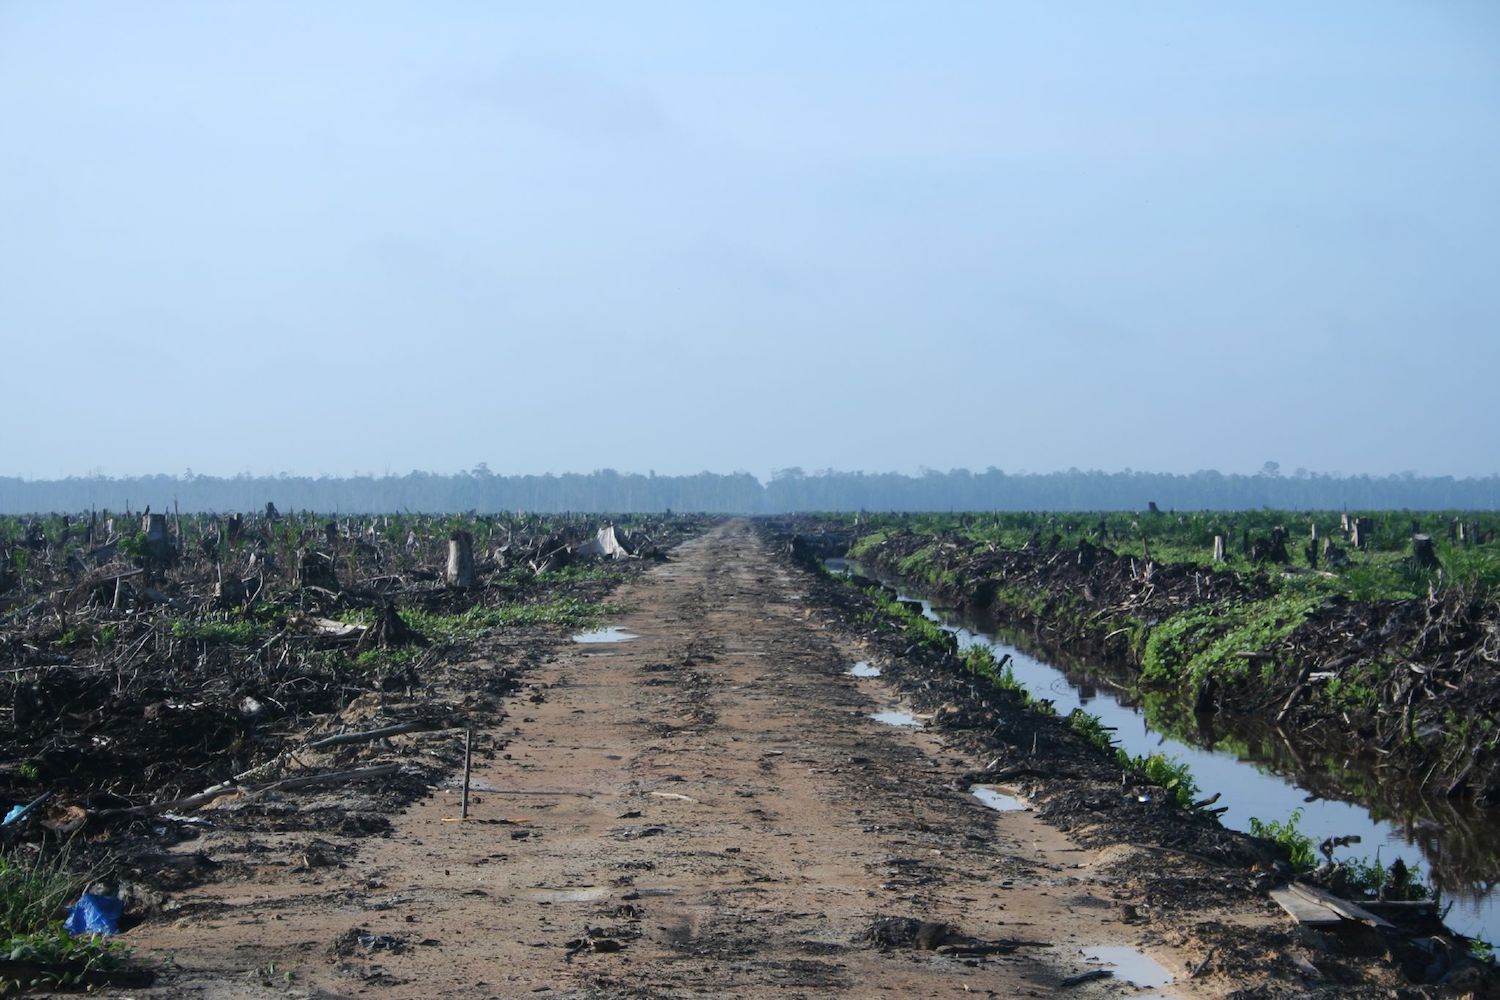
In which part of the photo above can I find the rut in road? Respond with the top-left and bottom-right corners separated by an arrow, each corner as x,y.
132,520 -> 1213,998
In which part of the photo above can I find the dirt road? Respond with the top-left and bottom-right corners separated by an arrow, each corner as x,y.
132,521 -> 1237,997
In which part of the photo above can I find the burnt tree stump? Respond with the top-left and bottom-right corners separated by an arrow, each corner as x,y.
142,513 -> 175,568
296,549 -> 339,590
1411,534 -> 1440,570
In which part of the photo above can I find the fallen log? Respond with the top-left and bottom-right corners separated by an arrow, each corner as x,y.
305,720 -> 434,749
100,763 -> 403,818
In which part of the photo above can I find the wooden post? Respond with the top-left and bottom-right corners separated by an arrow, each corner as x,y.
1352,517 -> 1374,550
447,530 -> 476,589
1212,535 -> 1226,563
461,727 -> 473,820
1411,534 -> 1439,569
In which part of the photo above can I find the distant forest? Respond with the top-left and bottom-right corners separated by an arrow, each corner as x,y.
2,467 -> 1497,514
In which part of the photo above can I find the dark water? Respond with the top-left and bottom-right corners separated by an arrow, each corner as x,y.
828,559 -> 1499,944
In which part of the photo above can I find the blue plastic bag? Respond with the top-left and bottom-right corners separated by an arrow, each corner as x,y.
1,805 -> 25,825
63,894 -> 121,936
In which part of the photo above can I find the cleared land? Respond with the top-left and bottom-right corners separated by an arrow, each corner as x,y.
126,521 -> 1265,997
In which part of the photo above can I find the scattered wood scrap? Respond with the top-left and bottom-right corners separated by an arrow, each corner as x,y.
1270,881 -> 1396,930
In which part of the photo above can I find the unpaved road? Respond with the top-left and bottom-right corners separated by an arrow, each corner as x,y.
130,521 -> 1251,997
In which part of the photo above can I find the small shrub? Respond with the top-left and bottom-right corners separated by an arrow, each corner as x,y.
1249,808 -> 1317,872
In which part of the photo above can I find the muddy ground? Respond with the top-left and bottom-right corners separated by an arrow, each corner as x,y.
85,522 -> 1492,997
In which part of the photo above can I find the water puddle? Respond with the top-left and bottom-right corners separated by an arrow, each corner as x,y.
527,886 -> 610,903
971,785 -> 1027,811
1078,945 -> 1174,990
572,626 -> 639,644
870,710 -> 922,728
847,661 -> 881,678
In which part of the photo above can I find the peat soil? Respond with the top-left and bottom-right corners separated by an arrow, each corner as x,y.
95,521 -> 1493,997
843,527 -> 1500,813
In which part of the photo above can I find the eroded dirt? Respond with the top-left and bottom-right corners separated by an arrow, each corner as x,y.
123,522 -> 1295,998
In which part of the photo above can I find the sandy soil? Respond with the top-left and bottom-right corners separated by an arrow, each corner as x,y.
121,520 -> 1261,998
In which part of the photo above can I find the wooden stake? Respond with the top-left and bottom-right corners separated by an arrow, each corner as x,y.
461,727 -> 473,820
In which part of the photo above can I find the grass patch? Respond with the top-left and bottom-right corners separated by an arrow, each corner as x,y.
1141,594 -> 1320,689
0,846 -> 123,991
403,598 -> 613,641
166,615 -> 263,645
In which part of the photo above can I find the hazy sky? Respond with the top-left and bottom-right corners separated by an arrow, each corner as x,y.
2,2 -> 1497,480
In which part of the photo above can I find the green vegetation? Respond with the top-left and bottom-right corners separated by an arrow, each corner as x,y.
1126,751 -> 1200,809
1141,594 -> 1320,688
0,847 -> 123,991
1248,808 -> 1318,872
849,508 -> 1500,601
167,614 -> 263,645
368,598 -> 614,643
1067,709 -> 1115,753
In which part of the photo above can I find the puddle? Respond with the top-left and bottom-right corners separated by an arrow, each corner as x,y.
1078,945 -> 1174,990
870,710 -> 922,728
572,626 -> 639,644
971,785 -> 1027,811
526,886 -> 609,903
847,661 -> 881,677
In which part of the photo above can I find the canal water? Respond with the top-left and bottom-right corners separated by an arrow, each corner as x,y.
827,559 -> 1499,944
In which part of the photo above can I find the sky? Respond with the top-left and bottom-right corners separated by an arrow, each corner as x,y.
2,1 -> 1497,481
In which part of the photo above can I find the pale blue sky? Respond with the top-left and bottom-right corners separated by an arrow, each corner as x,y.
2,2 -> 1497,480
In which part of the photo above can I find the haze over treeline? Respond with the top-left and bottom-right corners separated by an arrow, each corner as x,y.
2,468 -> 1496,515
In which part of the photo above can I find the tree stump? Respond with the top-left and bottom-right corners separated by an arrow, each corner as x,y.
213,576 -> 247,609
1212,535 -> 1226,563
1268,526 -> 1290,563
369,602 -> 426,648
142,513 -> 174,567
1411,534 -> 1439,570
296,549 -> 339,590
447,531 -> 476,589
1352,517 -> 1374,550
265,501 -> 280,521
324,522 -> 339,550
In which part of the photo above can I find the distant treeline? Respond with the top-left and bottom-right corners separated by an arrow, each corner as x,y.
2,468 -> 1497,514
